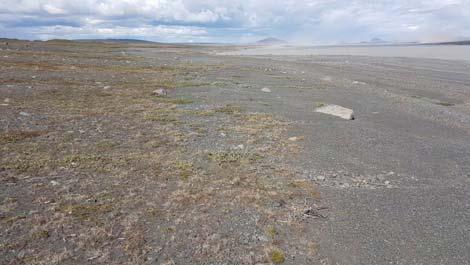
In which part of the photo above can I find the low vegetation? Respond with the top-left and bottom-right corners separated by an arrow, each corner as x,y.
0,40 -> 320,264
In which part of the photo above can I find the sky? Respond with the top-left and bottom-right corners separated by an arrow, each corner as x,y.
0,0 -> 469,44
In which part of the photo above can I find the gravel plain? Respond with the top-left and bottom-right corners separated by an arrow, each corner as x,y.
1,40 -> 469,264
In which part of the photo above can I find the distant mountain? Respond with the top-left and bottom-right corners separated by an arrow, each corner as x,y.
74,38 -> 159,44
370,37 -> 386,43
360,37 -> 387,44
428,40 -> 470,45
256,37 -> 288,45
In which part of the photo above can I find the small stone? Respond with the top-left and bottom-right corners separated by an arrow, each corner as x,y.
315,175 -> 325,181
4,98 -> 10,103
234,144 -> 244,150
103,86 -> 110,90
152,88 -> 167,97
352,80 -> 366,85
376,175 -> 385,181
256,235 -> 269,242
288,136 -> 299,142
231,177 -> 241,185
17,251 -> 25,259
272,200 -> 285,208
261,87 -> 271,93
19,111 -> 30,116
384,180 -> 390,185
50,180 -> 60,186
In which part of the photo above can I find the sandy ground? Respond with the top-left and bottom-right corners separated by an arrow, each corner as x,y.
1,40 -> 470,264
222,44 -> 470,61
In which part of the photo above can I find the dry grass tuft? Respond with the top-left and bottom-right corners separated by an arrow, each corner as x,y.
215,105 -> 243,115
59,203 -> 113,222
269,248 -> 286,264
208,151 -> 262,164
0,130 -> 46,144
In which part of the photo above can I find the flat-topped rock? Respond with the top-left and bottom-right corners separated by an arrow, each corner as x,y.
315,104 -> 354,120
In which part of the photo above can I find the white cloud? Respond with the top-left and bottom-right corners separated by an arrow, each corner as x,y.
0,0 -> 469,43
43,4 -> 67,15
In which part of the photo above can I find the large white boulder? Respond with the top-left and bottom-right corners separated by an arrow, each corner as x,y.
315,104 -> 354,120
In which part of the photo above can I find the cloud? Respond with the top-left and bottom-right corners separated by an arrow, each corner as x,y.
0,0 -> 469,43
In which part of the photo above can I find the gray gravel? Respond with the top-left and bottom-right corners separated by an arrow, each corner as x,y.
173,50 -> 470,265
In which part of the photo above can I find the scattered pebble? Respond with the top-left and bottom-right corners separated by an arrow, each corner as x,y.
272,200 -> 285,208
352,80 -> 366,85
152,88 -> 167,97
50,180 -> 60,186
288,136 -> 301,142
261,87 -> 271,93
17,251 -> 25,259
19,111 -> 30,117
234,144 -> 244,150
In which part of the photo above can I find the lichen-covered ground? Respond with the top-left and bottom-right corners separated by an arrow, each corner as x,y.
1,40 -> 323,264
